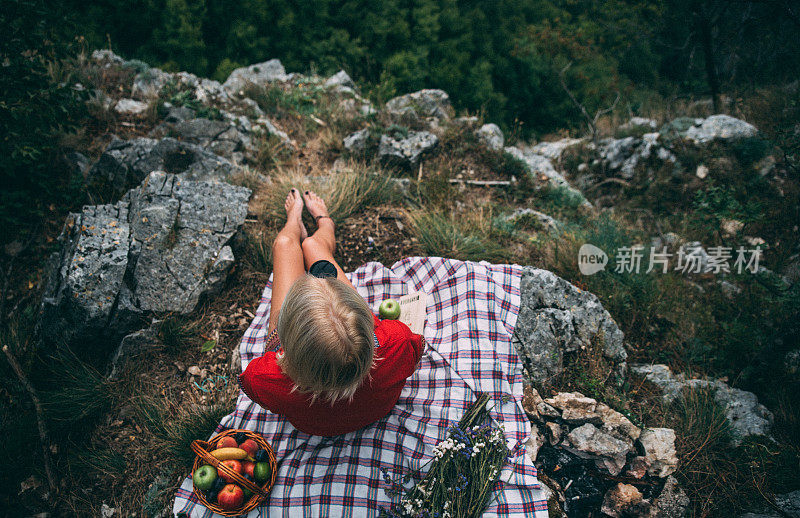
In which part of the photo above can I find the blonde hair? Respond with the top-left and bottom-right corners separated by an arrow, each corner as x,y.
276,274 -> 375,404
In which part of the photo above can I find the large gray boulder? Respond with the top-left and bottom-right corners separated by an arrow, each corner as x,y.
476,123 -> 504,151
385,89 -> 452,120
378,131 -> 438,168
630,363 -> 774,445
39,172 -> 251,361
512,267 -> 626,384
343,128 -> 370,155
87,137 -> 237,196
685,114 -> 758,144
223,59 -> 287,94
504,146 -> 592,208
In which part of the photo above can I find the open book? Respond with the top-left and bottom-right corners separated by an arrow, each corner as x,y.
396,291 -> 428,335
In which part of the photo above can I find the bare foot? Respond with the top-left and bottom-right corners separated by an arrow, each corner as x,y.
285,188 -> 308,240
302,190 -> 330,223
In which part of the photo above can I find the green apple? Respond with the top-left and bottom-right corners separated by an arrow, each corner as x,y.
193,464 -> 218,491
379,299 -> 401,320
253,461 -> 272,483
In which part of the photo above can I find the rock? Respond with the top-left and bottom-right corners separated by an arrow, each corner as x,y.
544,422 -> 564,445
343,128 -> 370,155
720,218 -> 744,237
500,208 -> 560,232
785,349 -> 800,376
512,267 -> 627,383
114,98 -> 149,116
624,456 -> 650,479
620,117 -> 658,131
100,503 -> 116,518
230,346 -> 242,374
685,114 -> 758,144
525,425 -> 546,462
545,392 -> 640,442
152,116 -> 258,159
531,138 -> 584,161
696,164 -> 709,179
596,133 -> 675,180
775,490 -> 800,517
87,137 -> 237,196
649,476 -> 689,517
385,89 -> 452,120
325,70 -> 356,91
563,423 -> 632,476
108,322 -> 160,379
630,364 -> 774,445
91,50 -> 126,68
223,59 -> 288,94
601,483 -> 643,517
378,131 -> 438,168
638,428 -> 678,477
504,146 -> 592,208
163,105 -> 196,123
188,365 -> 202,376
64,151 -> 91,179
39,172 -> 251,361
132,67 -> 173,100
476,123 -> 504,151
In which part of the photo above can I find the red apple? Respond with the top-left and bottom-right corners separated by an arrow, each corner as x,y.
216,483 -> 244,510
218,459 -> 242,483
239,439 -> 259,457
216,436 -> 238,449
242,461 -> 255,478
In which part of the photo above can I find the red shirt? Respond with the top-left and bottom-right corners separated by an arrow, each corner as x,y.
239,315 -> 424,436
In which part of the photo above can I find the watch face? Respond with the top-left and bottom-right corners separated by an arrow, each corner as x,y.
310,260 -> 337,279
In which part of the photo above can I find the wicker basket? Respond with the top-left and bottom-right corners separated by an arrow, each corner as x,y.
190,429 -> 277,516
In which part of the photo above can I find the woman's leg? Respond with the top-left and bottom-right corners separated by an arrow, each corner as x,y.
268,189 -> 308,333
300,190 -> 359,292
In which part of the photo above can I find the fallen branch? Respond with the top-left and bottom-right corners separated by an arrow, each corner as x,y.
2,345 -> 57,494
586,177 -> 632,191
448,179 -> 513,187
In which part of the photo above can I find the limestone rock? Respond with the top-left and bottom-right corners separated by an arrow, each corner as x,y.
385,89 -> 452,120
638,428 -> 678,477
132,67 -> 173,100
596,133 -> 675,180
87,137 -> 237,196
545,392 -> 640,442
476,123 -> 504,151
601,483 -> 643,518
324,70 -> 356,92
512,267 -> 627,383
649,476 -> 689,517
544,422 -> 564,445
685,114 -> 758,143
499,208 -> 560,232
564,423 -> 632,476
525,425 -> 546,462
39,172 -> 251,361
223,59 -> 288,94
378,131 -> 438,168
343,128 -> 370,155
504,146 -> 591,208
631,363 -> 774,445
620,117 -> 658,131
114,98 -> 149,116
530,138 -> 584,161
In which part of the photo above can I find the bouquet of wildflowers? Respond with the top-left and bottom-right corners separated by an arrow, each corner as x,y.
380,394 -> 510,518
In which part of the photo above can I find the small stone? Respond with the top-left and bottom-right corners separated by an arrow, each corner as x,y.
601,483 -> 643,518
745,236 -> 766,247
544,422 -> 564,445
525,425 -> 546,462
696,164 -> 709,179
650,476 -> 689,517
343,128 -> 369,155
114,98 -> 149,116
476,123 -> 504,151
564,423 -> 633,476
638,428 -> 679,478
624,456 -> 650,479
188,366 -> 201,376
721,219 -> 744,237
101,503 -> 116,518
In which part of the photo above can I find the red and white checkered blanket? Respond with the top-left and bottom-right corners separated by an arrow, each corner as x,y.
173,257 -> 548,517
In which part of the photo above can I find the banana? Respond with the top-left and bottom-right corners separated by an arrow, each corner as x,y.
211,447 -> 249,461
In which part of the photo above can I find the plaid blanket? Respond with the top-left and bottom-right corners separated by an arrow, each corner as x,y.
173,257 -> 548,517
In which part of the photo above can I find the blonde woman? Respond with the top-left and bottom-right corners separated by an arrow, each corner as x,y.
239,189 -> 424,436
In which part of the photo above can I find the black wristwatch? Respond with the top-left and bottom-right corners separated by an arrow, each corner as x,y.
309,259 -> 337,279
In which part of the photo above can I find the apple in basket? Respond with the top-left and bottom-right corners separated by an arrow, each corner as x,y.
218,459 -> 242,483
217,484 -> 245,510
193,464 -> 217,491
239,438 -> 259,457
379,299 -> 401,320
242,461 -> 256,478
216,436 -> 238,449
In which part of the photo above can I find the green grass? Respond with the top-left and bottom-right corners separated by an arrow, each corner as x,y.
260,163 -> 398,225
407,209 -> 510,263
